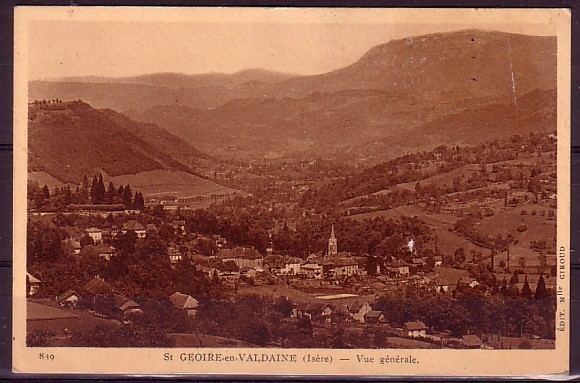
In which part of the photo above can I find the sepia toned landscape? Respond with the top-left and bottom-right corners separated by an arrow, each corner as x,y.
25,24 -> 558,351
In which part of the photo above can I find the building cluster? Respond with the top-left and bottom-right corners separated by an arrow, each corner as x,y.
55,219 -> 485,297
32,274 -> 200,321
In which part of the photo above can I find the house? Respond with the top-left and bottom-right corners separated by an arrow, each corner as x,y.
348,301 -> 373,323
291,302 -> 312,319
170,292 -> 199,316
217,247 -> 264,270
264,255 -> 285,274
85,227 -> 103,243
112,294 -> 141,316
240,267 -> 257,278
62,238 -> 81,255
328,257 -> 359,277
462,334 -> 483,349
291,302 -> 333,321
307,302 -> 334,319
404,321 -> 427,338
389,259 -> 410,276
364,310 -> 386,324
122,220 -> 146,238
26,273 -> 42,296
80,243 -> 115,260
56,289 -> 81,308
168,247 -> 183,264
300,263 -> 323,279
282,257 -> 302,275
434,256 -> 443,267
83,276 -> 114,300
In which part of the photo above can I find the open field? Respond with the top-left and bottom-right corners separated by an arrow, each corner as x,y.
110,170 -> 238,198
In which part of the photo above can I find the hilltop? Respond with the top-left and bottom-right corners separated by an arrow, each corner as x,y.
27,100 -> 235,198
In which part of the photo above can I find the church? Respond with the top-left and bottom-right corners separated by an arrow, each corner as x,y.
328,224 -> 338,255
324,224 -> 359,277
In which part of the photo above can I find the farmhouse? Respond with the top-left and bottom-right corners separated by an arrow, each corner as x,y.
282,257 -> 302,275
300,263 -> 323,279
348,301 -> 372,323
364,310 -> 386,324
462,334 -> 483,349
327,256 -> 359,277
83,276 -> 114,300
170,292 -> 199,317
112,294 -> 141,316
404,321 -> 427,338
291,302 -> 333,321
26,273 -> 41,296
217,247 -> 264,270
82,243 -> 115,260
56,289 -> 81,308
122,220 -> 146,238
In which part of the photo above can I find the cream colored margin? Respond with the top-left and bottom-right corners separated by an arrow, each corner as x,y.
13,7 -> 571,376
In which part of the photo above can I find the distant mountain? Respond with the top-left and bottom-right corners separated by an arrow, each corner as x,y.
30,30 -> 557,161
30,69 -> 296,111
28,101 -> 217,186
271,29 -> 555,101
50,69 -> 296,88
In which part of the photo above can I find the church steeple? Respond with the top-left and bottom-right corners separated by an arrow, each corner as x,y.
328,224 -> 338,255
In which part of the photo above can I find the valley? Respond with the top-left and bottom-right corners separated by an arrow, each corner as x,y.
25,28 -> 559,350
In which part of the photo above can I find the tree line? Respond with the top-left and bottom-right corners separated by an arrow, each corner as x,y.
28,174 -> 145,211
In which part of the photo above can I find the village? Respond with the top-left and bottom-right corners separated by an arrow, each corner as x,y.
26,192 -> 556,350
25,119 -> 558,350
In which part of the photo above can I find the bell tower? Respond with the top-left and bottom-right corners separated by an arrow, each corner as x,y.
328,224 -> 338,255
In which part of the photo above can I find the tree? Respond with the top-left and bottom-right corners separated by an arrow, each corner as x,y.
535,274 -> 549,299
133,192 -> 145,210
273,296 -> 294,317
42,185 -> 50,199
123,184 -> 133,209
521,275 -> 533,299
114,230 -> 137,256
79,234 -> 95,248
81,175 -> 90,197
106,182 -> 116,203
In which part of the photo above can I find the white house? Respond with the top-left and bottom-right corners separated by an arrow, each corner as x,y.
348,301 -> 373,323
27,273 -> 41,296
404,321 -> 427,337
85,227 -> 103,243
301,263 -> 323,279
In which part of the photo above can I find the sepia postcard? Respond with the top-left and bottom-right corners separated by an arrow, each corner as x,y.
13,6 -> 571,376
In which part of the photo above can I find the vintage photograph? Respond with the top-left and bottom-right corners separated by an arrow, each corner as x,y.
13,6 -> 571,376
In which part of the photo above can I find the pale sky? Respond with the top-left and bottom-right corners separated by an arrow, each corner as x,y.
24,9 -> 559,80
